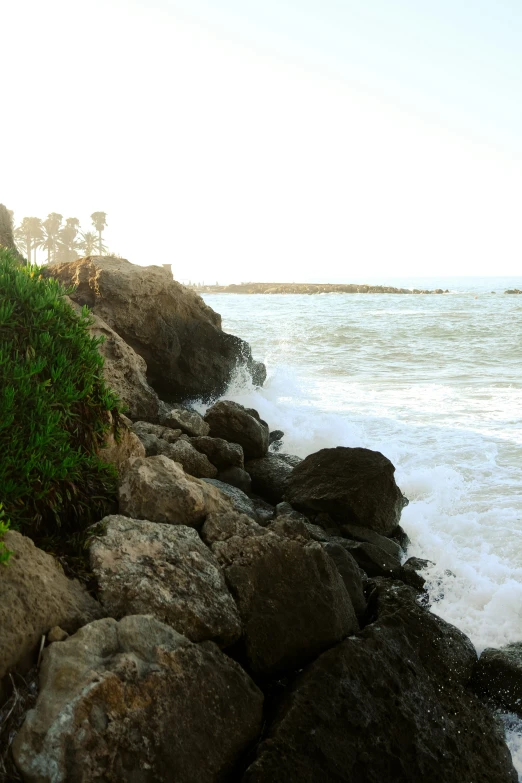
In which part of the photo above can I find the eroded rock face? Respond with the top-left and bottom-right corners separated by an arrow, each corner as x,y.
13,616 -> 264,783
204,401 -> 269,460
119,455 -> 231,528
0,531 -> 103,681
207,514 -> 358,676
46,257 -> 264,401
190,436 -> 245,470
90,515 -> 241,646
245,455 -> 294,504
65,297 -> 161,421
285,447 -> 408,536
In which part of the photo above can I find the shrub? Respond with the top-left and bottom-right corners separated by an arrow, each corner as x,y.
0,248 -> 120,549
0,505 -> 12,564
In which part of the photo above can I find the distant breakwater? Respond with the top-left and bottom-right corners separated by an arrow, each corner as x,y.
195,282 -> 450,295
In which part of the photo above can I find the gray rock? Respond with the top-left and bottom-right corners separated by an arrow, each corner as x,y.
90,515 -> 241,646
340,522 -> 402,559
163,439 -> 218,478
332,537 -> 403,578
245,455 -> 294,504
401,557 -> 433,591
203,478 -> 259,521
13,616 -> 264,783
277,453 -> 302,468
204,400 -> 269,459
162,406 -> 210,436
218,466 -> 252,493
190,435 -> 245,470
471,643 -> 522,717
322,542 -> 367,618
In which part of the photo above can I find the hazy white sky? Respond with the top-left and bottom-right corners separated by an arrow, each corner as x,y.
2,0 -> 522,281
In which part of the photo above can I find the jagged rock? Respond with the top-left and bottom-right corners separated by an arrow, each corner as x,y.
267,515 -> 311,542
204,400 -> 269,459
119,455 -> 231,528
277,453 -> 302,468
190,435 -> 245,470
243,603 -> 516,783
251,496 -> 276,525
163,439 -> 218,478
245,455 -> 294,504
162,406 -> 210,436
90,515 -> 241,646
65,297 -> 161,421
401,557 -> 433,591
201,511 -> 268,547
132,420 -> 183,443
217,466 -> 252,493
203,478 -> 259,521
13,616 -> 263,783
340,522 -> 402,558
0,531 -> 103,681
285,447 -> 408,536
45,256 -> 265,401
322,542 -> 367,618
97,417 -> 146,471
332,538 -> 403,578
471,643 -> 522,717
209,522 -> 358,676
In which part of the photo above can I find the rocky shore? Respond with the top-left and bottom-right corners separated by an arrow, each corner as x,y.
1,254 -> 521,782
195,282 -> 450,294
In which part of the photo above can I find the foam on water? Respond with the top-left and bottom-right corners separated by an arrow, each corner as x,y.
200,283 -> 522,775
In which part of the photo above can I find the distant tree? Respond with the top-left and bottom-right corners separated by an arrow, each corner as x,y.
0,205 -> 15,251
77,231 -> 104,256
90,212 -> 107,254
39,212 -> 63,264
55,217 -> 80,263
14,217 -> 43,263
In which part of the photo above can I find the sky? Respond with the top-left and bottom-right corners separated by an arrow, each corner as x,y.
2,0 -> 522,282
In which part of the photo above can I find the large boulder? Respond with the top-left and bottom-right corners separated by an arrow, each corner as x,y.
13,616 -> 263,783
207,513 -> 358,676
190,435 -> 245,470
45,256 -> 265,401
119,455 -> 231,528
204,401 -> 269,459
203,478 -> 260,521
245,454 -> 294,504
284,447 -> 408,536
89,515 -> 241,646
0,531 -> 103,681
243,583 -> 516,783
65,297 -> 161,421
471,643 -> 522,717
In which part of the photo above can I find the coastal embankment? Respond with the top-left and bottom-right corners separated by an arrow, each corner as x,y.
195,282 -> 450,294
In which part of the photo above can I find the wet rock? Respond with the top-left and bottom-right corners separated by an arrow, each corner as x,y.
245,455 -> 294,504
90,515 -> 241,646
277,453 -> 302,468
204,400 -> 269,459
13,616 -> 263,783
285,446 -> 408,536
0,531 -> 103,681
119,455 -> 231,528
401,557 -> 433,591
322,542 -> 367,618
218,466 -> 252,493
340,522 -> 402,559
332,538 -> 403,578
243,611 -> 516,783
211,528 -> 358,676
203,478 -> 259,521
471,643 -> 522,717
162,406 -> 210,436
190,435 -> 245,470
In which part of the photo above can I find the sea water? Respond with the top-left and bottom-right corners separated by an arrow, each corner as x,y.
202,277 -> 522,774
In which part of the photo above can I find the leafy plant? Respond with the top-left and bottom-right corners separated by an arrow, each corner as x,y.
0,247 -> 120,551
0,505 -> 12,565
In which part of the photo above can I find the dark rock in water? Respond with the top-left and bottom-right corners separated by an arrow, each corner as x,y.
401,557 -> 433,591
218,466 -> 252,493
210,519 -> 358,676
284,447 -> 408,536
44,256 -> 265,401
331,538 -> 403,579
322,542 -> 367,618
277,453 -> 303,468
203,479 -> 259,521
340,522 -> 402,559
269,429 -> 285,451
245,455 -> 295,504
243,581 -> 515,783
391,523 -> 411,549
190,435 -> 245,470
204,400 -> 269,459
471,643 -> 522,717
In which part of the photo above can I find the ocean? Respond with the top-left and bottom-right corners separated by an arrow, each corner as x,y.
202,276 -> 522,773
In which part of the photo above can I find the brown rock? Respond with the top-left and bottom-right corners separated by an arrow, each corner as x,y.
119,455 -> 231,528
90,515 -> 241,646
162,406 -> 210,436
0,531 -> 103,681
191,436 -> 245,470
13,615 -> 264,783
204,400 -> 269,459
97,417 -> 146,471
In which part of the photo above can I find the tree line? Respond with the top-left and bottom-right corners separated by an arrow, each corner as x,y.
9,211 -> 109,264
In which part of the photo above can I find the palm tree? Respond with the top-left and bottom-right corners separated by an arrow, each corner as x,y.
77,231 -> 104,256
14,217 -> 43,263
90,212 -> 107,254
39,212 -> 63,264
55,217 -> 80,263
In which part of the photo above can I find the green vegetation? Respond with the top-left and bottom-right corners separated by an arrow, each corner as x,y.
12,211 -> 109,264
0,506 -> 12,565
0,247 -> 120,553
